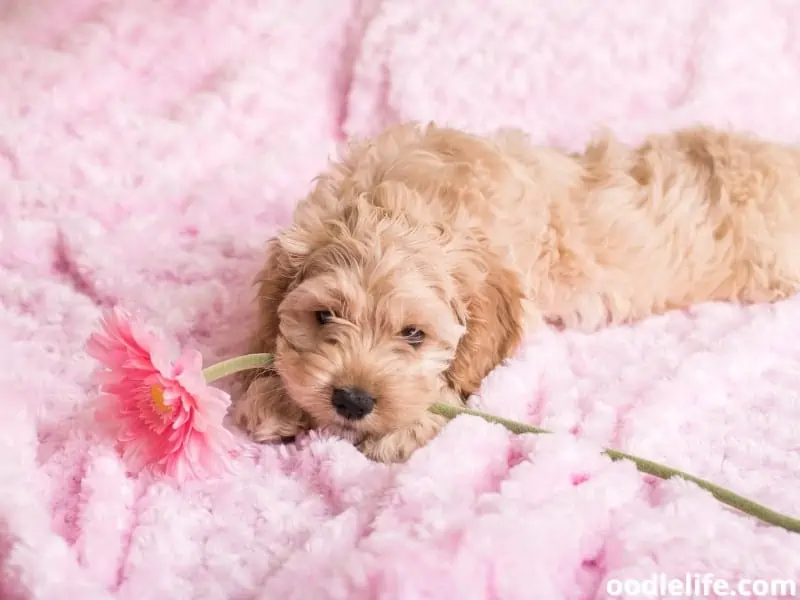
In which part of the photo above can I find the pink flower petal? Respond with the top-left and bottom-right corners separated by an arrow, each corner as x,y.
86,309 -> 238,482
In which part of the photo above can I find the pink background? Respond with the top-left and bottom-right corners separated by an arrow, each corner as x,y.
1,1 -> 799,599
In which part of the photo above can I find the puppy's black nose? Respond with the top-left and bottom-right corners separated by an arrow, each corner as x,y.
331,387 -> 375,420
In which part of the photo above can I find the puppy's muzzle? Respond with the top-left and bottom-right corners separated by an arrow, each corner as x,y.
331,387 -> 375,420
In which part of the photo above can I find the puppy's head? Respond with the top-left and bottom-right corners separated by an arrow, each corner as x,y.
258,210 -> 467,438
249,124 -> 526,442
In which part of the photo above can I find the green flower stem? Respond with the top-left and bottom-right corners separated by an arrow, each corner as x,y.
429,403 -> 800,534
202,353 -> 273,383
199,353 -> 800,534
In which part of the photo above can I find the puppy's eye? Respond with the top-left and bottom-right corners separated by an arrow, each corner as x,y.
401,327 -> 425,347
315,310 -> 335,325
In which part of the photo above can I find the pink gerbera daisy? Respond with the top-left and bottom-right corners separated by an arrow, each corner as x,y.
86,308 -> 235,481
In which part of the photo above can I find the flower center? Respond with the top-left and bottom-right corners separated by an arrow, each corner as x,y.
150,386 -> 171,414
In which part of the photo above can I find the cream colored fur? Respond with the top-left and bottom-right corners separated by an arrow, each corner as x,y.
234,122 -> 800,462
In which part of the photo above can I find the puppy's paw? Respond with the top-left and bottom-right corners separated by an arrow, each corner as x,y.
233,376 -> 310,443
358,412 -> 448,463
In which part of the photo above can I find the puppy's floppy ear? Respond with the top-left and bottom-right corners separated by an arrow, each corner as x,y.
247,236 -> 299,360
445,247 -> 526,399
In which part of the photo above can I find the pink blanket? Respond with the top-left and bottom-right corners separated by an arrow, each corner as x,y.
2,1 -> 799,598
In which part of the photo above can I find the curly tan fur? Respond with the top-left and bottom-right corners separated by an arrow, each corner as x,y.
233,122 -> 800,462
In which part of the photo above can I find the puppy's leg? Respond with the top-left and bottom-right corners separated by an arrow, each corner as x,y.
358,388 -> 461,463
233,376 -> 310,443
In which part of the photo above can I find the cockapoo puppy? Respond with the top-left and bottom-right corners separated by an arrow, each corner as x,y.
234,122 -> 800,462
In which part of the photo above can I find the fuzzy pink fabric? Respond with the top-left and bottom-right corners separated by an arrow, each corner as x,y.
2,1 -> 799,598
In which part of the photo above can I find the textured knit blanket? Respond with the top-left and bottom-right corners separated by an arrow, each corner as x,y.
2,1 -> 799,599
